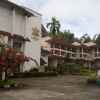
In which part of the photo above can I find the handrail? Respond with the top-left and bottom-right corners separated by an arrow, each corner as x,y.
49,47 -> 100,60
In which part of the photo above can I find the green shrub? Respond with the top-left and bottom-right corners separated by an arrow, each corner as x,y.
80,68 -> 96,76
80,68 -> 89,76
10,72 -> 58,78
87,72 -> 97,84
0,80 -> 16,87
62,63 -> 97,76
63,63 -> 81,74
88,72 -> 97,79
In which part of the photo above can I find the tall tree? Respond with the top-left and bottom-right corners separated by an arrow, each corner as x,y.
46,17 -> 61,36
94,34 -> 100,45
93,34 -> 98,42
63,30 -> 74,43
80,34 -> 91,43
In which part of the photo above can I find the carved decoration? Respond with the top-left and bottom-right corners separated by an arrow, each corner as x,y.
0,35 -> 5,44
31,27 -> 40,40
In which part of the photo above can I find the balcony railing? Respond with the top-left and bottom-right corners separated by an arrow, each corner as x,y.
49,48 -> 100,60
94,52 -> 100,59
49,48 -> 66,58
69,52 -> 94,60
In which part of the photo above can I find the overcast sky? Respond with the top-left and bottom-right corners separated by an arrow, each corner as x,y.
10,0 -> 100,37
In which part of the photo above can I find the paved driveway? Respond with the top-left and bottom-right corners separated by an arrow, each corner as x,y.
0,75 -> 100,100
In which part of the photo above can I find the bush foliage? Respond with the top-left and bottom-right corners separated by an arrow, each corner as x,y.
0,80 -> 16,87
10,72 -> 58,78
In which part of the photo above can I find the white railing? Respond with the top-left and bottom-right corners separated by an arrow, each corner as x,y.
94,52 -> 100,59
69,52 -> 94,60
50,48 -> 66,57
49,47 -> 100,60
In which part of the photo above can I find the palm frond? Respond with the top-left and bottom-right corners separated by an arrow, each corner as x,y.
46,23 -> 51,28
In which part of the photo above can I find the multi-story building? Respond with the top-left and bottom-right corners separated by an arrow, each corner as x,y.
0,0 -> 42,72
42,36 -> 100,69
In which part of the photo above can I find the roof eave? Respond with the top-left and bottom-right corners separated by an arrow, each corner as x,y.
6,0 -> 35,17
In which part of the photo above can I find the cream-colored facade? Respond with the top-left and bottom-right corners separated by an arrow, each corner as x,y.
42,37 -> 100,69
0,0 -> 42,72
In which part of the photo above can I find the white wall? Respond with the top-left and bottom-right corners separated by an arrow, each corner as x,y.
0,3 -> 12,33
0,2 -> 26,36
14,11 -> 25,36
41,36 -> 51,49
0,2 -> 42,72
23,16 -> 42,72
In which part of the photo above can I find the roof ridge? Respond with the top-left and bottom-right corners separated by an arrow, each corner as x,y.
7,0 -> 41,16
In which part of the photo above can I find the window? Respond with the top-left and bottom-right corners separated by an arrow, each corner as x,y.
13,39 -> 23,51
55,44 -> 60,48
51,44 -> 55,48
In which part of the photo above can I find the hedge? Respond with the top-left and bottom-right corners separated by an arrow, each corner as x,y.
0,80 -> 16,88
9,72 -> 58,78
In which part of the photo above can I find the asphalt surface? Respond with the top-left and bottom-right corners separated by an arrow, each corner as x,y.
0,75 -> 100,100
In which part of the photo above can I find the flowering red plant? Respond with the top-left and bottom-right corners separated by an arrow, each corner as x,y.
0,46 -> 31,80
15,52 -> 24,63
0,47 -> 30,73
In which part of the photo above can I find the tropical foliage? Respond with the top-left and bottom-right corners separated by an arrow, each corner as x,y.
47,17 -> 100,45
0,45 -> 29,80
63,30 -> 74,42
93,34 -> 100,45
47,17 -> 61,36
80,34 -> 91,43
32,27 -> 40,40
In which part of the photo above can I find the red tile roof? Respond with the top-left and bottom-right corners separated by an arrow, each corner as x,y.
46,37 -> 71,46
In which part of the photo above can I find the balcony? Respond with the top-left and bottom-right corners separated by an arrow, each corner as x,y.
49,47 -> 100,61
94,52 -> 100,59
70,52 -> 80,59
49,48 -> 66,58
69,52 -> 93,61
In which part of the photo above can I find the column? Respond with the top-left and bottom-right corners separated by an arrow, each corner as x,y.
97,48 -> 99,57
21,16 -> 28,53
59,45 -> 61,56
24,16 -> 28,37
82,48 -> 83,58
76,48 -> 80,58
11,8 -> 16,48
92,49 -> 95,58
12,8 -> 15,34
20,16 -> 28,72
53,44 -> 55,55
70,48 -> 72,58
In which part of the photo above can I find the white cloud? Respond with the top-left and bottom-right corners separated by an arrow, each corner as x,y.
39,0 -> 100,37
10,0 -> 100,37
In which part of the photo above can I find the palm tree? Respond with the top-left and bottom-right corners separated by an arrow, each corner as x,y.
94,34 -> 100,45
80,34 -> 91,43
46,17 -> 61,36
93,34 -> 98,42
